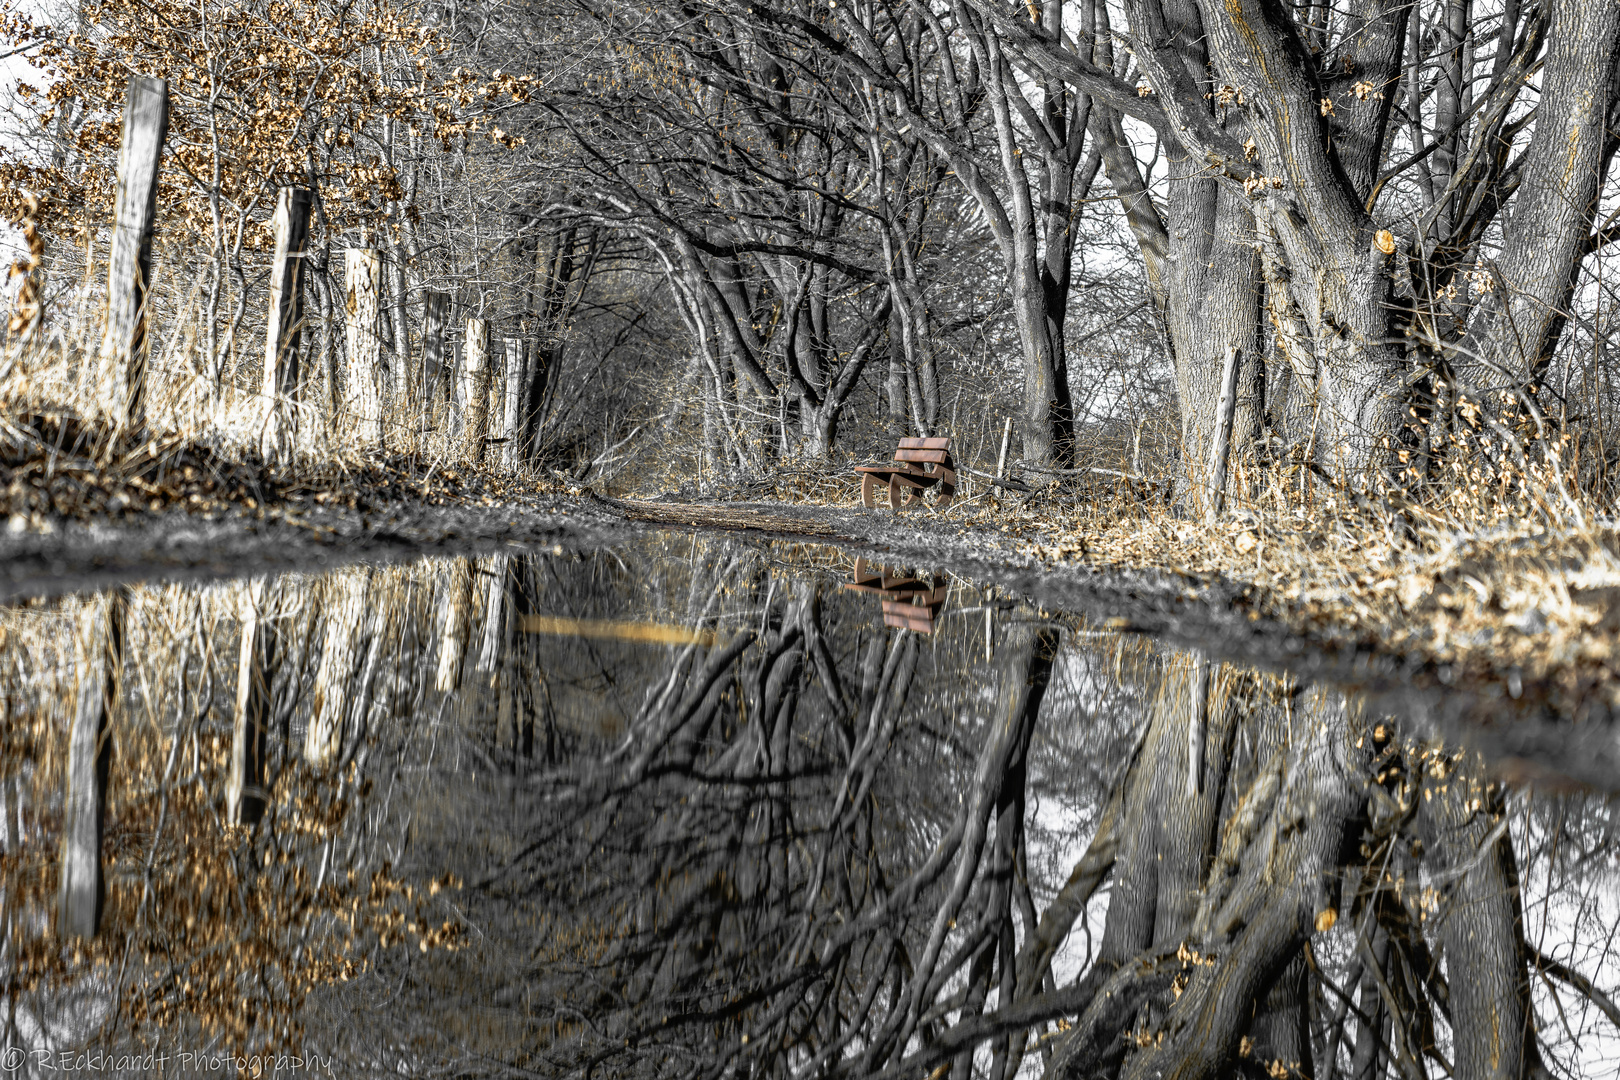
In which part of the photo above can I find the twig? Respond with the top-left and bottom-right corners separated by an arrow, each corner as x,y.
1010,460 -> 1169,488
956,463 -> 1033,492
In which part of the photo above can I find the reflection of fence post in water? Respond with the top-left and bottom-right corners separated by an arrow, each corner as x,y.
476,555 -> 512,684
435,558 -> 473,693
99,77 -> 168,425
229,579 -> 275,825
59,590 -> 125,938
1187,657 -> 1211,797
307,570 -> 370,767
494,557 -> 539,761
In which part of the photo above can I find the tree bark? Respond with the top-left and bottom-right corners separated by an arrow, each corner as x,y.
1460,0 -> 1620,394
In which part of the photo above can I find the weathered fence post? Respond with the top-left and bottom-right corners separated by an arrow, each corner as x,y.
421,291 -> 450,418
228,579 -> 274,825
459,317 -> 490,461
501,338 -> 524,469
487,346 -> 506,460
100,77 -> 168,425
60,589 -> 125,938
262,187 -> 311,459
1204,346 -> 1240,523
344,248 -> 382,449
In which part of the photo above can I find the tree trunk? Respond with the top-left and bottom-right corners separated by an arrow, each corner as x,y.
1460,0 -> 1620,394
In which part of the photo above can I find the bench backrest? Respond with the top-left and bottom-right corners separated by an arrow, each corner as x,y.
894,436 -> 952,464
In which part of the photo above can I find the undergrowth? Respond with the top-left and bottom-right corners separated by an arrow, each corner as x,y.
7,291 -> 1620,696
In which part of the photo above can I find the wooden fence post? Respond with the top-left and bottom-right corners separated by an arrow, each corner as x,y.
60,589 -> 125,938
1204,346 -> 1240,523
344,248 -> 382,449
262,187 -> 311,458
501,338 -> 524,469
421,291 -> 450,419
459,317 -> 490,461
228,579 -> 274,825
100,77 -> 168,425
487,344 -> 506,460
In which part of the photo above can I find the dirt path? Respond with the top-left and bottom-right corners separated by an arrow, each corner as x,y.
2,490 -> 1613,790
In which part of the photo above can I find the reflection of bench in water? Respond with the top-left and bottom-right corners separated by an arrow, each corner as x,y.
842,558 -> 948,633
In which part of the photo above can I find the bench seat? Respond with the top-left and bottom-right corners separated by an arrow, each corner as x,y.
855,437 -> 957,509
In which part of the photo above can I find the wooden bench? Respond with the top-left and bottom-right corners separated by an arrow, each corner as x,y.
854,437 -> 957,510
843,558 -> 949,633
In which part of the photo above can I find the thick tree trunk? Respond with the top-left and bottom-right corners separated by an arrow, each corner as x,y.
1162,182 -> 1265,505
1461,0 -> 1620,393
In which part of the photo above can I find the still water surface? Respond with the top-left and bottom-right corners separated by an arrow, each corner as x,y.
0,534 -> 1615,1078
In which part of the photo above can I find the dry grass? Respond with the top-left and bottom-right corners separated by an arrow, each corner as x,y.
940,445 -> 1620,693
0,305 -> 564,530
618,399 -> 1620,691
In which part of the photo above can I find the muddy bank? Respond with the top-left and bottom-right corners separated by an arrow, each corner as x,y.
1,490 -> 1614,790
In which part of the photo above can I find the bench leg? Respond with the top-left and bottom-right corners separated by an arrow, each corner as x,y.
862,472 -> 881,508
888,474 -> 903,510
936,480 -> 955,510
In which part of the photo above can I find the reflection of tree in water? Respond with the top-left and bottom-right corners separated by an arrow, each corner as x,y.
400,539 -> 1620,1080
0,537 -> 1617,1077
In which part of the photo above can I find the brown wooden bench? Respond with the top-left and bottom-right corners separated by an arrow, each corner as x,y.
842,558 -> 949,633
854,437 -> 957,510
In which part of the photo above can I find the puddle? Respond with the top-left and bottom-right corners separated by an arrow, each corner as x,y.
0,533 -> 1614,1077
